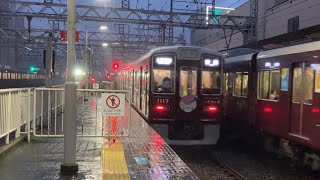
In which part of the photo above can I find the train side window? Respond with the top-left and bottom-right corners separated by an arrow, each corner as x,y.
259,70 -> 280,101
292,68 -> 302,103
242,73 -> 248,96
224,73 -> 228,94
304,67 -> 314,104
233,72 -> 248,97
234,73 -> 242,96
180,67 -> 197,97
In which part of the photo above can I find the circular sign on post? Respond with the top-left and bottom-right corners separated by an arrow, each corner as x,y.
101,93 -> 125,116
106,95 -> 120,109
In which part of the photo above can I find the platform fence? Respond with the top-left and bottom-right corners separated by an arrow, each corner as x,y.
31,87 -> 131,138
0,88 -> 31,144
0,83 -> 84,144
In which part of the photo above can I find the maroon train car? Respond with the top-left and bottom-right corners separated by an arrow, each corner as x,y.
224,41 -> 320,170
118,46 -> 224,145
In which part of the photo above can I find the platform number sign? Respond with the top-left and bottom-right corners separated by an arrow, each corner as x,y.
101,93 -> 125,116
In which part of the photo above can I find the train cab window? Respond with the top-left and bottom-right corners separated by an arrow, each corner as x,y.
180,67 -> 197,97
201,71 -> 221,94
233,72 -> 248,97
258,70 -> 280,100
152,56 -> 175,94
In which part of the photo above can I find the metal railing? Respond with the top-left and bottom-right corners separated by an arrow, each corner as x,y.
32,88 -> 131,138
0,88 -> 32,144
0,83 -> 127,144
0,83 -> 82,144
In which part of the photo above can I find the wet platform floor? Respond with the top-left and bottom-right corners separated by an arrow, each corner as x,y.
0,96 -> 198,180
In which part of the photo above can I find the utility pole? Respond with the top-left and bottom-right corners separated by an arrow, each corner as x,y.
61,0 -> 78,174
84,26 -> 89,89
45,32 -> 53,88
169,0 -> 173,45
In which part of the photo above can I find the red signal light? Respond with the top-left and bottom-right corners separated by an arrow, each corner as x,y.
264,107 -> 272,113
90,76 -> 96,83
111,62 -> 120,70
207,105 -> 218,113
155,104 -> 166,113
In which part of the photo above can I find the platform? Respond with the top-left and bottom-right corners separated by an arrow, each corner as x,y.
0,95 -> 198,180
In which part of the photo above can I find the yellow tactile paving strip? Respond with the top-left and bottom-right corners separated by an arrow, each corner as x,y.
101,138 -> 130,180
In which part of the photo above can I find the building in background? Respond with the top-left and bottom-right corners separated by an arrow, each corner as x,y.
191,0 -> 320,51
0,0 -> 43,70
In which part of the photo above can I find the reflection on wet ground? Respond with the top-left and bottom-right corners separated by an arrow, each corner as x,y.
0,94 -> 198,180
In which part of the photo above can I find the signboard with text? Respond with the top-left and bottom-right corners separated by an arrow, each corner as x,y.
60,30 -> 80,42
101,93 -> 125,116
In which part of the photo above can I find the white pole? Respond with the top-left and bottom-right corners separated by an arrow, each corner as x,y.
61,0 -> 78,173
85,26 -> 88,89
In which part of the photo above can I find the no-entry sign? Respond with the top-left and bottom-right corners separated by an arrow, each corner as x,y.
101,93 -> 125,116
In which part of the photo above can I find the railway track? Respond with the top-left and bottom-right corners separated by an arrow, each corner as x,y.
172,146 -> 247,180
212,153 -> 248,180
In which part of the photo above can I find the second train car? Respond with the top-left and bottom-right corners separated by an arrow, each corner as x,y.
118,46 -> 223,145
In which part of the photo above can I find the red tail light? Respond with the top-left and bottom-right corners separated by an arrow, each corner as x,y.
264,107 -> 272,113
155,104 -> 166,113
207,105 -> 218,113
312,107 -> 319,113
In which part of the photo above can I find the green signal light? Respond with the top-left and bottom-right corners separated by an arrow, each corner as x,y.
213,9 -> 224,24
29,66 -> 36,72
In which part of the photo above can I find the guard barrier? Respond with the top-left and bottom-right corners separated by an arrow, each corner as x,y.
0,84 -> 83,144
32,88 -> 131,138
0,88 -> 31,144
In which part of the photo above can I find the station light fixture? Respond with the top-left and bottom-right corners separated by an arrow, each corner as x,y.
102,43 -> 109,47
74,68 -> 83,76
99,25 -> 108,30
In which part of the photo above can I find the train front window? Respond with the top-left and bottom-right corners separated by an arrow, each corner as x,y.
201,57 -> 221,95
202,71 -> 221,94
152,56 -> 175,94
180,67 -> 197,97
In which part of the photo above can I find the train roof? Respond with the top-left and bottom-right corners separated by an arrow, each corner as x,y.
224,53 -> 256,64
257,40 -> 320,59
137,46 -> 221,62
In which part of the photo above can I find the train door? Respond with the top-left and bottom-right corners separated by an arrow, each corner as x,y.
290,62 -> 315,139
179,66 -> 198,113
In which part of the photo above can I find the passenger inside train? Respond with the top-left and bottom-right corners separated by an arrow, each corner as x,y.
270,89 -> 279,100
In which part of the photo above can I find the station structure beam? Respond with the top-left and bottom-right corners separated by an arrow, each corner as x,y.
2,1 -> 255,31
